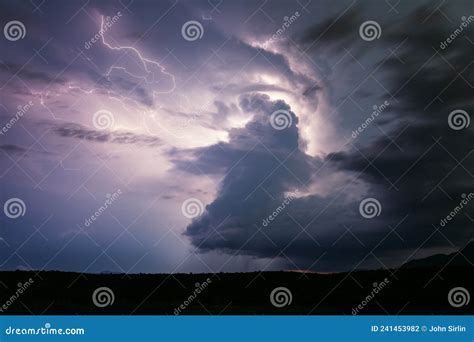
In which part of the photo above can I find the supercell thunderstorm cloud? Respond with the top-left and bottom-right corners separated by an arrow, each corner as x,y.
0,0 -> 473,276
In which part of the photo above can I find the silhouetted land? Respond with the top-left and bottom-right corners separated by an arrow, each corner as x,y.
0,264 -> 472,315
0,242 -> 472,315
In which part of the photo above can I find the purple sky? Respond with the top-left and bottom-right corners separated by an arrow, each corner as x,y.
0,0 -> 473,273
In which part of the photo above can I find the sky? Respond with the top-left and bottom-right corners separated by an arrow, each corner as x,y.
0,0 -> 473,274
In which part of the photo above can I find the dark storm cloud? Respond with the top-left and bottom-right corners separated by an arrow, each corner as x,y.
177,93 -> 396,271
302,83 -> 322,97
175,92 -> 399,270
0,63 -> 67,84
181,93 -> 314,247
0,144 -> 52,158
212,100 -> 232,124
172,93 -> 305,175
1,0 -> 472,273
54,123 -> 163,147
322,3 -> 474,256
178,1 -> 474,271
301,6 -> 360,49
182,33 -> 316,95
0,0 -> 173,108
0,144 -> 27,154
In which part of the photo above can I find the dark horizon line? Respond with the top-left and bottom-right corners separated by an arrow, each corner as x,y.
3,239 -> 472,275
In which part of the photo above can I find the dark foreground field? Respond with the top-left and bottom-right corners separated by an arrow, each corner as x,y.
0,264 -> 472,315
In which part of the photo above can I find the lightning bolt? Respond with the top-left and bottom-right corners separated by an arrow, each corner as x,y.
99,15 -> 176,97
33,14 -> 178,127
